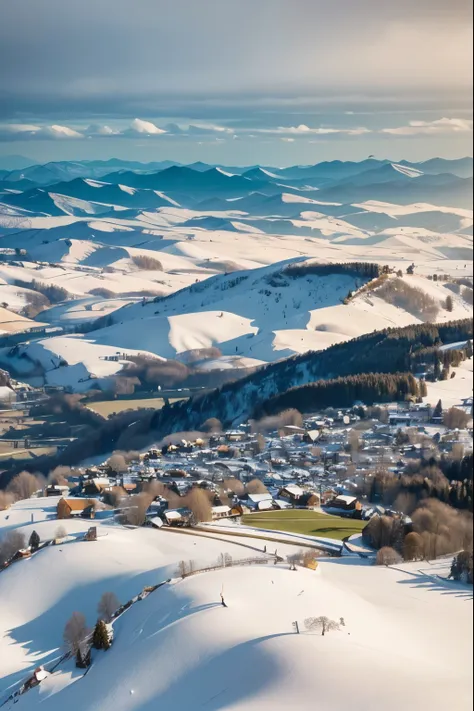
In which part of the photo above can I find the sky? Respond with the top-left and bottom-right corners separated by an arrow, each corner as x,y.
0,0 -> 472,166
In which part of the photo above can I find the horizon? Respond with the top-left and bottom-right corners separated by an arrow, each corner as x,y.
1,0 -> 472,165
1,153 -> 473,172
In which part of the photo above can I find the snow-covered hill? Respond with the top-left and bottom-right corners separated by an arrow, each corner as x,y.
0,498 -> 471,711
0,158 -> 471,391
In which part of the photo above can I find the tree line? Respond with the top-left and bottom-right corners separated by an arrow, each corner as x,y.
254,373 -> 422,419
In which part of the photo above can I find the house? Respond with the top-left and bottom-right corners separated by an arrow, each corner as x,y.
57,498 -> 92,519
225,430 -> 247,443
24,666 -> 50,690
278,485 -> 320,507
44,483 -> 69,497
164,507 -> 193,526
84,526 -> 98,541
327,495 -> 362,513
82,477 -> 110,496
211,505 -> 232,520
389,413 -> 412,426
241,493 -> 274,511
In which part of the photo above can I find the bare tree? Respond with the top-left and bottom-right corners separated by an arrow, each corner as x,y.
200,417 -> 222,433
107,453 -> 128,474
403,532 -> 424,561
177,560 -> 189,578
375,547 -> 402,566
125,492 -> 152,526
63,612 -> 89,656
0,491 -> 14,511
48,466 -> 72,486
54,525 -> 67,540
98,592 -> 120,622
443,408 -> 470,430
223,478 -> 245,496
6,471 -> 42,501
304,616 -> 340,636
0,530 -> 26,564
217,552 -> 233,568
184,488 -> 212,523
245,479 -> 268,495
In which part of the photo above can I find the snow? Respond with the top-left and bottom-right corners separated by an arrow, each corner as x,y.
391,163 -> 424,178
0,497 -> 471,711
0,160 -> 472,390
423,359 -> 473,410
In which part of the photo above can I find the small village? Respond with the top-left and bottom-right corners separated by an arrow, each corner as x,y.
40,400 -> 472,534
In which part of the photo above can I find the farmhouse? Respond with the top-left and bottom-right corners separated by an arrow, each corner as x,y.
57,498 -> 92,519
328,495 -> 362,513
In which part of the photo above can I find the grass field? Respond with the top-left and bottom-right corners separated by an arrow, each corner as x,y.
86,397 -> 183,417
241,509 -> 366,540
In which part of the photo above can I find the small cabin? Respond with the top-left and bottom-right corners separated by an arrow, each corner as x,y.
57,498 -> 92,519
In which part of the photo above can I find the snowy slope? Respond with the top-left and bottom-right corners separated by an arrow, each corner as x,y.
0,498 -> 471,711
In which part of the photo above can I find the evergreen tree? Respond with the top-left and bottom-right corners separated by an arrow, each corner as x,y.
445,295 -> 454,312
433,399 -> 443,418
92,619 -> 110,650
28,530 -> 40,552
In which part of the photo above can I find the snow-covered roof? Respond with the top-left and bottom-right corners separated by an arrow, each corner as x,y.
247,493 -> 272,503
164,510 -> 184,520
334,495 -> 358,505
212,505 -> 231,515
281,484 -> 305,497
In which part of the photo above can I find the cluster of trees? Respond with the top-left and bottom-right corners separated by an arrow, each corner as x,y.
364,499 -> 473,562
376,278 -> 440,321
64,591 -> 119,667
255,373 -> 422,419
284,261 -> 383,280
5,318 -> 471,479
131,255 -> 163,271
366,461 -> 473,513
14,278 -> 70,305
409,340 -> 472,381
0,529 -> 41,566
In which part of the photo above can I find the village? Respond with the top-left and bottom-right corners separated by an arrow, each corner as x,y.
39,399 -> 472,535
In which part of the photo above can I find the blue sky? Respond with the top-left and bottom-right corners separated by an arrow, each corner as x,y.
0,0 -> 472,165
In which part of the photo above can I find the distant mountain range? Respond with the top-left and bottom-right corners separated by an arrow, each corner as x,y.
0,156 -> 472,189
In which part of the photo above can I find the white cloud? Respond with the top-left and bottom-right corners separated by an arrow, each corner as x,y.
162,122 -> 233,136
85,123 -> 121,136
256,124 -> 371,136
381,117 -> 473,136
0,123 -> 83,140
128,118 -> 167,135
280,137 -> 295,142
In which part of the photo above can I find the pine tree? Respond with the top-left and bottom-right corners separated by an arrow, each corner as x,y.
445,295 -> 454,312
28,530 -> 40,552
92,619 -> 110,651
433,399 -> 443,418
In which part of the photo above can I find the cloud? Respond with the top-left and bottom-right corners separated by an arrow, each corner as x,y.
85,124 -> 121,136
0,0 -> 471,121
126,118 -> 167,135
381,117 -> 473,135
0,123 -> 83,140
162,122 -> 233,136
248,124 -> 372,137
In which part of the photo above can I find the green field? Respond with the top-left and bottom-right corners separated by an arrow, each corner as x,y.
241,509 -> 366,541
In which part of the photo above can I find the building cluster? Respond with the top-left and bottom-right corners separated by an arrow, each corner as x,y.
48,403 -> 473,528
